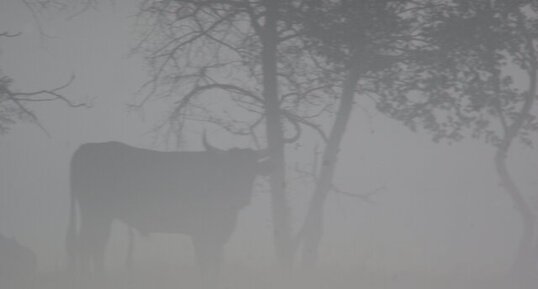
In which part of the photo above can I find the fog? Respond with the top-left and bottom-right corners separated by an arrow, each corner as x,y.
1,1 -> 537,289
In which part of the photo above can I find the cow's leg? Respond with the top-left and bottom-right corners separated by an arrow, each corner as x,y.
192,236 -> 224,289
77,225 -> 92,275
125,226 -> 135,269
90,220 -> 112,276
78,210 -> 112,276
192,209 -> 239,288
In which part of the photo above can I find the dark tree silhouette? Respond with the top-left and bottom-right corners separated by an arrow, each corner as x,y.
284,0 -> 438,268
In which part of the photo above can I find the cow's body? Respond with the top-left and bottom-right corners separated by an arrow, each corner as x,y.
66,141 -> 267,285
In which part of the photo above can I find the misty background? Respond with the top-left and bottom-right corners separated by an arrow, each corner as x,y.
1,1 -> 537,288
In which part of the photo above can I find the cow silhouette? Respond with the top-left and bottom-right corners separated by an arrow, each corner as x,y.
65,135 -> 270,286
0,233 -> 37,289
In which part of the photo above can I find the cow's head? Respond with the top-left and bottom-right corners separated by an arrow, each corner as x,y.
201,133 -> 272,208
202,132 -> 271,175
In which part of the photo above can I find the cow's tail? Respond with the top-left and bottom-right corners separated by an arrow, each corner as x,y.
65,169 -> 78,272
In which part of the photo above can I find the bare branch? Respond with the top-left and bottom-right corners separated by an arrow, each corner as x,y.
0,74 -> 86,135
0,31 -> 22,38
282,114 -> 301,143
7,75 -> 87,108
282,109 -> 328,142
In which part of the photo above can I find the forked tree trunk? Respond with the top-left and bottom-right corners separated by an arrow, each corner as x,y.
495,29 -> 537,287
299,57 -> 362,268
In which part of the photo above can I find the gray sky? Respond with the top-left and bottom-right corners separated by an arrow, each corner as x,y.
1,0 -> 537,280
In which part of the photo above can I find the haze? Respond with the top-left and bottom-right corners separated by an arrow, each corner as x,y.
1,1 -> 537,289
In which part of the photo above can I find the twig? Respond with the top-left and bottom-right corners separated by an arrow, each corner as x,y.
2,74 -> 86,136
331,185 -> 386,204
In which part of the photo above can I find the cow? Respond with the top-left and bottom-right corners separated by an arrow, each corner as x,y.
65,135 -> 270,286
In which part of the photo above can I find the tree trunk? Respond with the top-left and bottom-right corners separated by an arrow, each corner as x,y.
495,149 -> 536,285
260,0 -> 294,273
494,28 -> 537,287
299,59 -> 362,269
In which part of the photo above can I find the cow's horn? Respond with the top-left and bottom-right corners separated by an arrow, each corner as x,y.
202,131 -> 220,152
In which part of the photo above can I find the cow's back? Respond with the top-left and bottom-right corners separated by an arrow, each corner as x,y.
71,142 -> 210,194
